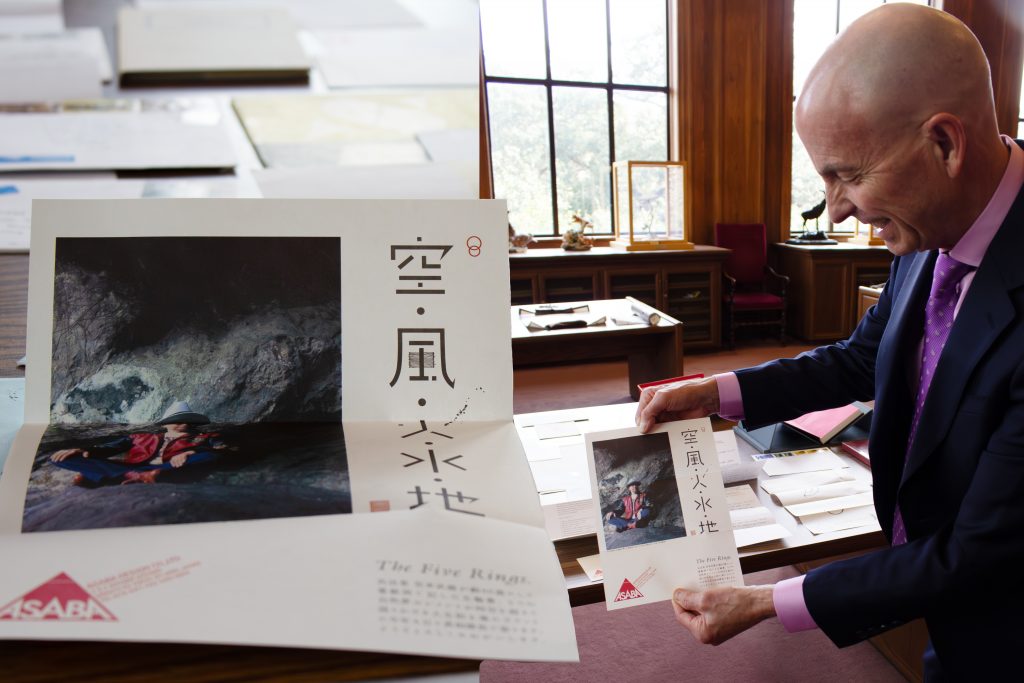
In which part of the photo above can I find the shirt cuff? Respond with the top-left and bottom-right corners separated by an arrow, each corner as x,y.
773,575 -> 818,632
713,372 -> 744,421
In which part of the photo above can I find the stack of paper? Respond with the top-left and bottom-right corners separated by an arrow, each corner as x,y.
759,459 -> 877,535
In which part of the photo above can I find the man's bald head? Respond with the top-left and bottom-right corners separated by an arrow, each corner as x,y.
794,3 -> 1009,254
796,3 -> 996,140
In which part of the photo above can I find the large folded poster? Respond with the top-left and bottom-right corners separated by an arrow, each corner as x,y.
0,199 -> 577,661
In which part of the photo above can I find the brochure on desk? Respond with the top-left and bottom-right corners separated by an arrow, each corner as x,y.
0,199 -> 577,662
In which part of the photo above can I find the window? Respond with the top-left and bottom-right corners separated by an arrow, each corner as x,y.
480,0 -> 669,237
790,0 -> 931,235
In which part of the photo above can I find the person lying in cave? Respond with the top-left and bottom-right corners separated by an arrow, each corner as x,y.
48,401 -> 228,486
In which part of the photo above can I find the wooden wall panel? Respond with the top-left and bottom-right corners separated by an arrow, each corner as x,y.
941,0 -> 1024,137
677,0 -> 793,246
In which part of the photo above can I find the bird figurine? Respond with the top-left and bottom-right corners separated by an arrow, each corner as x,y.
800,196 -> 827,229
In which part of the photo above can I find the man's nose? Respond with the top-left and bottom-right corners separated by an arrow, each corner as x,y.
827,186 -> 854,224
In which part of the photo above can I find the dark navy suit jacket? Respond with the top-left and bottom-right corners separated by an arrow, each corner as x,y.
734,185 -> 1024,677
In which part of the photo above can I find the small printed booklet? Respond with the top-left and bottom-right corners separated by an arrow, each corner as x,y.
117,6 -> 310,86
585,419 -> 742,611
0,199 -> 577,662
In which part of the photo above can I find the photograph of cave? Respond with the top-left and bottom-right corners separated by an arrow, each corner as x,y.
593,432 -> 687,551
22,236 -> 348,532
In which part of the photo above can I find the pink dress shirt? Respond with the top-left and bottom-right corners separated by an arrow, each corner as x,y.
716,135 -> 1024,632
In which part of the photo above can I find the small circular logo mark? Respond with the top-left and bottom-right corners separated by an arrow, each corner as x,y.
466,235 -> 482,257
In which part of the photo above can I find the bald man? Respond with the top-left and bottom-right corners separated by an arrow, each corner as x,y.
635,4 -> 1024,678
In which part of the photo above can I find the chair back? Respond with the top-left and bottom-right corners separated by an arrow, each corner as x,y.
715,223 -> 767,287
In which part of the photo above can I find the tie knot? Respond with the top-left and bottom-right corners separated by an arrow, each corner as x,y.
931,252 -> 973,297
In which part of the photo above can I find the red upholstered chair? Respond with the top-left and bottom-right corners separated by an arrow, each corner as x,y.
714,223 -> 789,348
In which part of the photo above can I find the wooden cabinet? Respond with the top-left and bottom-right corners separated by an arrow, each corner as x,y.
509,246 -> 730,350
772,243 -> 892,342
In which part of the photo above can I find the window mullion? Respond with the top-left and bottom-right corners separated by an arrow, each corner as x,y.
541,0 -> 560,234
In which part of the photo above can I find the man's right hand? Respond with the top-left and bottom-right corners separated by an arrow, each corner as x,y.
635,377 -> 720,433
50,448 -> 88,462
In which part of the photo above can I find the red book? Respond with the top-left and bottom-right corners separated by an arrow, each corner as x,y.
637,373 -> 704,394
784,403 -> 865,444
841,439 -> 871,468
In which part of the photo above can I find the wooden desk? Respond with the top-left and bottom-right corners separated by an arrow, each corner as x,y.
515,403 -> 887,607
509,245 -> 729,350
512,298 -> 683,400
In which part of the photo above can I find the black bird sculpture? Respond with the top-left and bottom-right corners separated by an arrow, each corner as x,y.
800,196 -> 827,229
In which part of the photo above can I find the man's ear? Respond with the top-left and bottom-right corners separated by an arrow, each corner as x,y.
922,113 -> 966,178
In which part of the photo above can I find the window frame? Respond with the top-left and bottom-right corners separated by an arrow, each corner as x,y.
481,0 -> 672,237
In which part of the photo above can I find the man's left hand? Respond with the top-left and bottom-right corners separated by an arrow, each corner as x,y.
671,585 -> 776,645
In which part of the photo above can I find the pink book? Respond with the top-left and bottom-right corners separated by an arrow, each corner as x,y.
784,403 -> 864,444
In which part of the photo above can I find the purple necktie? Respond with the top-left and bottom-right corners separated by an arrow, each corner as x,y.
892,253 -> 974,545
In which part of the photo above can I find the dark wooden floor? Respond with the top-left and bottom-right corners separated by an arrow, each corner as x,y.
513,339 -> 818,414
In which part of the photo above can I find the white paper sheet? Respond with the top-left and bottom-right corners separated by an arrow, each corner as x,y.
0,179 -> 145,252
785,492 -> 876,518
0,100 -> 238,172
801,506 -> 880,535
0,28 -> 112,83
725,483 -> 761,511
0,378 -> 25,476
253,162 -> 477,200
316,27 -> 478,87
0,509 -> 577,661
418,128 -> 477,164
771,481 -> 871,506
760,468 -> 856,495
0,0 -> 62,34
138,0 -> 423,29
587,420 -> 742,610
535,421 -> 582,440
577,554 -> 603,582
761,450 -> 848,476
0,43 -> 101,104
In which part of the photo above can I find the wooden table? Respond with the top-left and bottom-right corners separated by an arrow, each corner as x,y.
515,403 -> 887,607
512,297 -> 683,400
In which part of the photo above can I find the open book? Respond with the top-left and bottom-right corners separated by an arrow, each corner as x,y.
784,403 -> 871,445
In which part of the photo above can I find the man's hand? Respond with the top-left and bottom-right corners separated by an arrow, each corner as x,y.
671,585 -> 776,645
50,448 -> 88,462
635,377 -> 720,433
169,450 -> 194,468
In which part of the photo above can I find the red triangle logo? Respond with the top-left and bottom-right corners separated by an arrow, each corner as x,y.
0,572 -> 116,622
613,577 -> 644,602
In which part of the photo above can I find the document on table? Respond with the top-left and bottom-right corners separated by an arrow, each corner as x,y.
316,27 -> 478,87
0,0 -> 63,34
760,469 -> 856,495
0,29 -> 112,103
725,484 -> 790,548
760,449 -> 848,476
801,506 -> 879,535
253,163 -> 477,200
0,99 -> 238,172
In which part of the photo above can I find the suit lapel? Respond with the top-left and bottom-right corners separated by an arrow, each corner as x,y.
902,197 -> 1024,484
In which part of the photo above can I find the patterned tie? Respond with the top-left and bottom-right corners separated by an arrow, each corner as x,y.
892,253 -> 974,545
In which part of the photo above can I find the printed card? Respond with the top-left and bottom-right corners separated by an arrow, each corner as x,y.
585,419 -> 742,610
